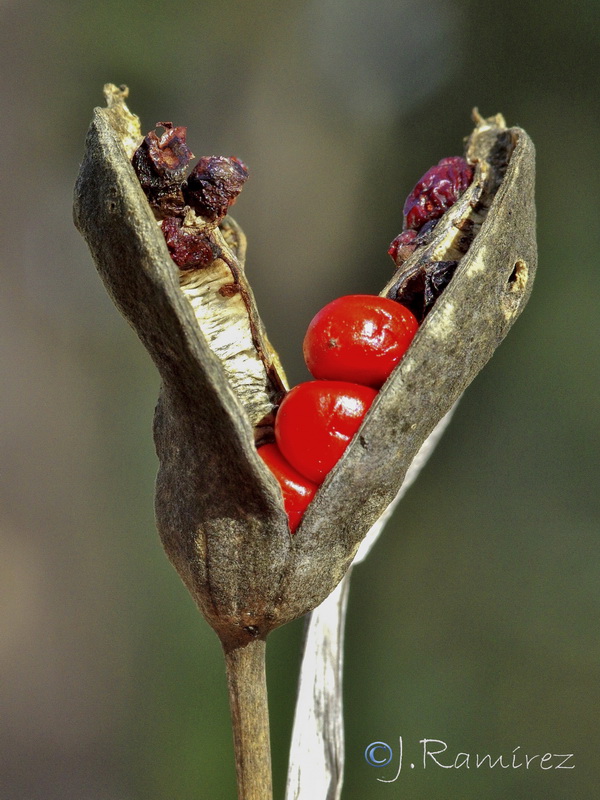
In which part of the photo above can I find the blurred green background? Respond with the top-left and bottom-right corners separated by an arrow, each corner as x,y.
1,1 -> 598,798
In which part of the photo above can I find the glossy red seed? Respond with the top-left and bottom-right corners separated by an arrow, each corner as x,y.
275,381 -> 377,484
257,443 -> 318,533
303,295 -> 418,389
403,156 -> 473,231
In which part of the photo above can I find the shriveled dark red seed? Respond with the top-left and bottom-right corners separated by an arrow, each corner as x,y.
403,156 -> 473,231
388,229 -> 417,264
132,124 -> 193,177
388,219 -> 441,267
161,217 -> 219,270
182,156 -> 249,222
132,123 -> 194,217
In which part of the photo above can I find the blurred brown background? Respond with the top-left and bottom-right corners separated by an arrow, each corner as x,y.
1,1 -> 598,798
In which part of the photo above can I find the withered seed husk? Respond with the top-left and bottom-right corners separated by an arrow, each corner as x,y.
132,122 -> 193,218
74,87 -> 536,648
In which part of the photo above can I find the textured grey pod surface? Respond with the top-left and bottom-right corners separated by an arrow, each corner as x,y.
74,87 -> 536,648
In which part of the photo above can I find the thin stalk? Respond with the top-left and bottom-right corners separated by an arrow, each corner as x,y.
223,638 -> 273,800
285,408 -> 459,799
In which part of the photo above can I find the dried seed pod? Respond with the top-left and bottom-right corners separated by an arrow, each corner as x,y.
74,87 -> 536,650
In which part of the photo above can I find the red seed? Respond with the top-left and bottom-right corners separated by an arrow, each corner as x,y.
403,156 -> 473,231
132,123 -> 194,216
257,443 -> 318,533
303,295 -> 418,389
275,381 -> 377,484
388,229 -> 418,264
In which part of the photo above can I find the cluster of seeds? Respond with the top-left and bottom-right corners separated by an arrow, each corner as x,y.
259,157 -> 474,532
132,122 -> 248,267
258,296 -> 418,530
387,156 -> 474,322
388,156 -> 473,265
132,128 -> 474,533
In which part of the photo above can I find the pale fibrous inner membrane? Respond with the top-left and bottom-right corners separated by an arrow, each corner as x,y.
177,220 -> 288,436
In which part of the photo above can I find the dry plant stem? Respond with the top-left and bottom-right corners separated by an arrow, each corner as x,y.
286,576 -> 350,800
224,639 -> 273,800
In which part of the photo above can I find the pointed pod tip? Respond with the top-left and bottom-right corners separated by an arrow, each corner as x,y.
103,83 -> 130,106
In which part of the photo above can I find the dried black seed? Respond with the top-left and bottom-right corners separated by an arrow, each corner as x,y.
183,156 -> 249,222
392,260 -> 459,322
132,122 -> 193,218
423,260 -> 459,309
